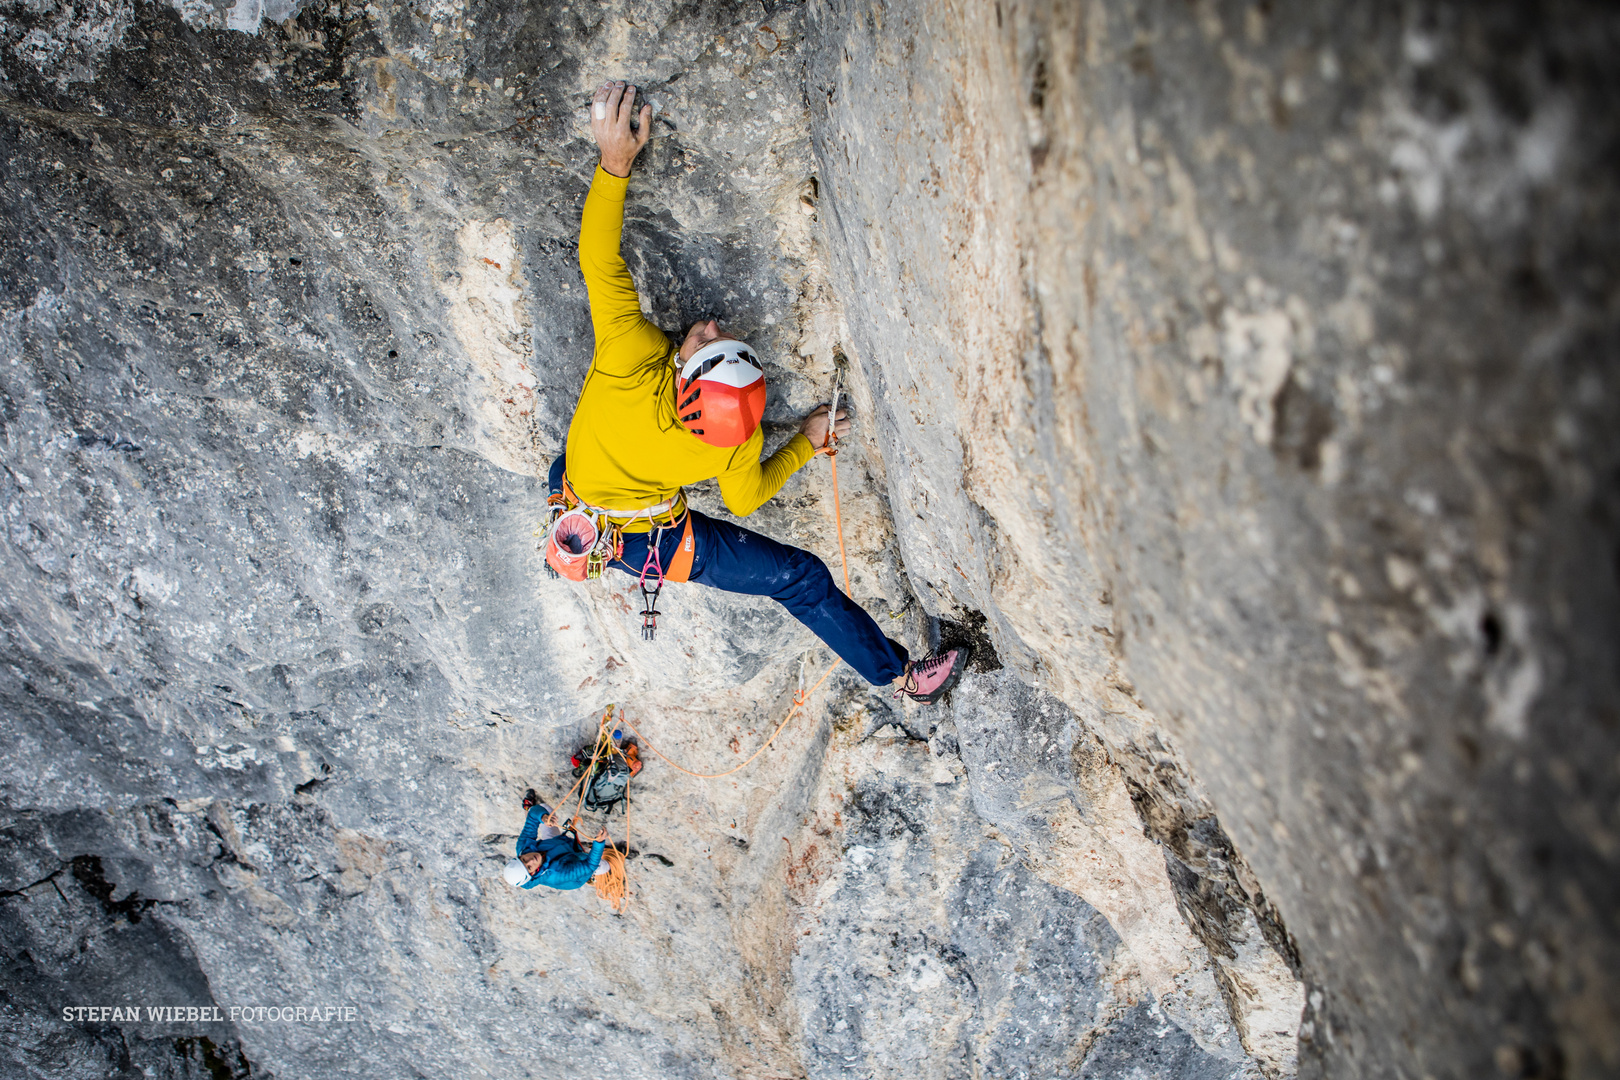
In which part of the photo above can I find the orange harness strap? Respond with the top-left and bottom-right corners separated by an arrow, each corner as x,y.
559,475 -> 686,528
664,513 -> 696,583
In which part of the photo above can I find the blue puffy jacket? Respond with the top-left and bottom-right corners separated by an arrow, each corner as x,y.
517,805 -> 604,891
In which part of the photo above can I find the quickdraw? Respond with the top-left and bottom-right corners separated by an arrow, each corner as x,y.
638,521 -> 665,640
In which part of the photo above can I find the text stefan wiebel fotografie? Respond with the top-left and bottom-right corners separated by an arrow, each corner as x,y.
63,1005 -> 359,1023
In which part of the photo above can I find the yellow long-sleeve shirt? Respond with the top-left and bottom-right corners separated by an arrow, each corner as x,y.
564,167 -> 814,532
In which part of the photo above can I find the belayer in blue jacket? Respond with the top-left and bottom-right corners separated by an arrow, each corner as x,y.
503,792 -> 607,891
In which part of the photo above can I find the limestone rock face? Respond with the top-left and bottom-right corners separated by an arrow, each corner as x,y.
0,1 -> 1613,1079
803,1 -> 1620,1078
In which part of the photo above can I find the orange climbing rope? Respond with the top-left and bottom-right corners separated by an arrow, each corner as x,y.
825,384 -> 853,597
614,659 -> 839,780
588,731 -> 632,912
551,705 -> 614,829
604,708 -> 634,914
566,380 -> 857,906
611,383 -> 854,781
545,705 -> 635,913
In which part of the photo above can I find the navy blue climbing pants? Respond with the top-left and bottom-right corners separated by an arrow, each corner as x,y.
550,455 -> 909,686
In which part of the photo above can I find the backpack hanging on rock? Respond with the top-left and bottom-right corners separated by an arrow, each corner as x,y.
573,753 -> 631,816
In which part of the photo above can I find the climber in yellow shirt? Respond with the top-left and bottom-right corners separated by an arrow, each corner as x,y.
550,81 -> 969,702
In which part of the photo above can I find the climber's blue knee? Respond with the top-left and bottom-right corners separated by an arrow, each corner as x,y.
685,513 -> 907,685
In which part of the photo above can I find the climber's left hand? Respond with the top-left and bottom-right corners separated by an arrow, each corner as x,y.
592,81 -> 652,177
801,404 -> 851,453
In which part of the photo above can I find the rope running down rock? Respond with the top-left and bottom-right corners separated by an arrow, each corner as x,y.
545,706 -> 635,911
612,399 -> 853,780
577,393 -> 854,915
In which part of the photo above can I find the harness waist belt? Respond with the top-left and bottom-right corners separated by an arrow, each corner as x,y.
560,475 -> 687,528
596,497 -> 679,520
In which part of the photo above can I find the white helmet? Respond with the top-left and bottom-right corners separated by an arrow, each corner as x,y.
676,339 -> 766,447
503,858 -> 530,888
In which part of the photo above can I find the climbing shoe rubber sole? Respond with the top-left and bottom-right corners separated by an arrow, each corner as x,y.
908,642 -> 972,704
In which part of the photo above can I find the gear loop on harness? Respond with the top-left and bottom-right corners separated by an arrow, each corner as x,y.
542,469 -> 694,637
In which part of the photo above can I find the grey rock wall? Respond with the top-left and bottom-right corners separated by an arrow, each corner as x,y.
0,0 -> 1613,1079
0,0 -> 1268,1077
803,1 -> 1620,1078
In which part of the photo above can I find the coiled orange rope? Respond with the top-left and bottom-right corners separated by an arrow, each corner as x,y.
549,706 -> 614,827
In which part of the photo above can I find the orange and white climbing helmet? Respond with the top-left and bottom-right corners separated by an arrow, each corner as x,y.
675,339 -> 766,448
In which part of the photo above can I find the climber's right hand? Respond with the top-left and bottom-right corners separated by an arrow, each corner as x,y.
592,81 -> 652,178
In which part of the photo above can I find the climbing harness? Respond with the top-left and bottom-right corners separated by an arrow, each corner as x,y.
541,474 -> 676,581
540,472 -> 694,640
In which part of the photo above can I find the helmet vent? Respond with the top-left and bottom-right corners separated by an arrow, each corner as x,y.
677,338 -> 765,447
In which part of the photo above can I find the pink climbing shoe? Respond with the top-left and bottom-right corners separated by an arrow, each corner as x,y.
894,645 -> 972,704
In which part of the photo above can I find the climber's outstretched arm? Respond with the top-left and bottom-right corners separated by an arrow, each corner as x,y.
714,405 -> 853,516
718,436 -> 813,518
516,805 -> 547,853
579,80 -> 667,374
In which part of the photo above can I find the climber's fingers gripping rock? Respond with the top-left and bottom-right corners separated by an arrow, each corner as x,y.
800,404 -> 851,454
592,80 -> 652,177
